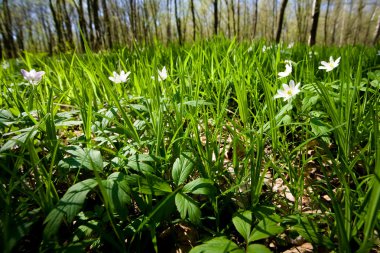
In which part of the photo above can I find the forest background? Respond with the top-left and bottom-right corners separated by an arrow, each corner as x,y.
1,0 -> 380,58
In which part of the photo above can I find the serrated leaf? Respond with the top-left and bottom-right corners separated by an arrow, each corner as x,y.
183,178 -> 215,195
232,210 -> 252,242
103,172 -> 131,220
175,192 -> 201,224
246,244 -> 272,253
172,153 -> 195,185
189,237 -> 244,253
44,179 -> 98,239
249,214 -> 284,242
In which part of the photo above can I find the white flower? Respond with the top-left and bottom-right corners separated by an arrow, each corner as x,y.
157,66 -> 168,81
262,45 -> 267,52
152,66 -> 168,81
318,56 -> 341,72
287,42 -> 294,49
377,50 -> 380,56
2,61 -> 9,69
274,80 -> 301,101
278,63 -> 292,78
109,70 -> 130,83
21,69 -> 45,85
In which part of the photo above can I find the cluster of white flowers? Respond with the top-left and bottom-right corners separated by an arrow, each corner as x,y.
108,66 -> 168,84
275,56 -> 340,102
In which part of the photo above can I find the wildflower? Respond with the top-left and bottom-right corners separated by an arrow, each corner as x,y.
2,61 -> 9,69
278,63 -> 292,78
262,45 -> 267,52
109,70 -> 130,83
377,50 -> 380,56
21,69 -> 45,85
152,66 -> 168,81
318,56 -> 341,72
274,80 -> 301,101
287,42 -> 294,49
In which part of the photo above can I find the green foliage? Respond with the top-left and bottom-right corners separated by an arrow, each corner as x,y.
0,39 -> 379,252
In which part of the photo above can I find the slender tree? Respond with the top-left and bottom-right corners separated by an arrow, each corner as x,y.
213,0 -> 218,35
324,0 -> 331,45
2,0 -> 17,57
190,0 -> 196,41
309,0 -> 321,46
275,0 -> 289,43
102,0 -> 113,49
174,0 -> 183,45
374,14 -> 380,45
253,0 -> 258,38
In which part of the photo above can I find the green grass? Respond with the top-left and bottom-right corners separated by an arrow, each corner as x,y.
0,39 -> 379,253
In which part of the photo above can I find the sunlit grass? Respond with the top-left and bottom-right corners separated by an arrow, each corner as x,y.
0,39 -> 379,253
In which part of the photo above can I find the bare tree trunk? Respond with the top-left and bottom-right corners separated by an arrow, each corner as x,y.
365,6 -> 378,45
275,0 -> 288,43
213,0 -> 218,35
324,0 -> 331,45
374,14 -> 380,45
49,0 -> 66,51
231,0 -> 236,36
331,0 -> 341,44
190,0 -> 196,41
237,0 -> 240,39
73,0 -> 87,51
165,0 -> 171,43
129,0 -> 137,41
253,0 -> 258,38
149,0 -> 159,40
354,0 -> 364,44
61,0 -> 74,49
2,0 -> 17,57
225,0 -> 231,37
101,0 -> 113,49
174,0 -> 182,45
91,0 -> 102,49
272,0 -> 277,40
309,0 -> 321,46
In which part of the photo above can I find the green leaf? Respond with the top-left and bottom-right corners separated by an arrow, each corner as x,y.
183,178 -> 215,195
0,129 -> 37,152
126,174 -> 172,196
103,172 -> 131,220
189,237 -> 244,253
65,146 -> 104,171
172,153 -> 195,185
310,117 -> 331,143
175,192 -> 201,224
246,244 -> 272,253
44,178 -> 98,239
248,214 -> 284,243
184,100 -> 214,107
292,216 -> 334,248
232,210 -> 252,242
